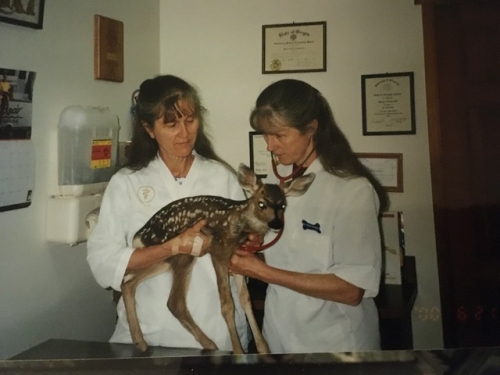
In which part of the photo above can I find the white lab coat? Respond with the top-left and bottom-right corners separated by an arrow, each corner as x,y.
262,159 -> 382,353
87,154 -> 249,351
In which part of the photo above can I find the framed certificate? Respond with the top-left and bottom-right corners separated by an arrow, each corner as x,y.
361,72 -> 416,135
249,132 -> 272,178
356,153 -> 403,192
262,21 -> 326,74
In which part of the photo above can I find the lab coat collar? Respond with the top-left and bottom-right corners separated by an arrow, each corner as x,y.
154,153 -> 199,201
303,158 -> 323,175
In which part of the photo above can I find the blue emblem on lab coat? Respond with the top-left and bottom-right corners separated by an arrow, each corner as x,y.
302,220 -> 321,234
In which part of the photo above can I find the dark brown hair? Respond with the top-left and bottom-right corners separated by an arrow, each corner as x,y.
250,79 -> 389,212
126,75 -> 231,171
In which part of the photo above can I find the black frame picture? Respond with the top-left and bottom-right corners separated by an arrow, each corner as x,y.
262,21 -> 327,74
361,72 -> 416,135
0,0 -> 45,29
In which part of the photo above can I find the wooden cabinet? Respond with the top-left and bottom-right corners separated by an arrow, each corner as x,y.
375,256 -> 418,350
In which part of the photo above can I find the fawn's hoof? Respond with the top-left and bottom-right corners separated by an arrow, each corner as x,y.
257,343 -> 270,355
135,340 -> 149,353
202,341 -> 218,351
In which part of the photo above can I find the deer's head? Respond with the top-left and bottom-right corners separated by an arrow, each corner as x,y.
237,163 -> 315,232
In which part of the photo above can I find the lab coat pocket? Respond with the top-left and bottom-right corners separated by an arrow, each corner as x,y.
291,230 -> 332,273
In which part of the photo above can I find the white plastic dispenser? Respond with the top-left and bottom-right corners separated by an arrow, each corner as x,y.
46,105 -> 120,246
57,105 -> 120,197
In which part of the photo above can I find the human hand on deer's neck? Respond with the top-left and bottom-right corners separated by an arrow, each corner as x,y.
229,249 -> 268,279
242,233 -> 264,248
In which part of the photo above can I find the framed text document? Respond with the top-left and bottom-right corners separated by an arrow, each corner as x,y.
361,72 -> 416,135
356,153 -> 403,192
249,132 -> 272,178
262,22 -> 326,74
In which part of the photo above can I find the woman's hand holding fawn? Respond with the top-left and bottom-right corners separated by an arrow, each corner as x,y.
171,219 -> 212,257
229,249 -> 266,279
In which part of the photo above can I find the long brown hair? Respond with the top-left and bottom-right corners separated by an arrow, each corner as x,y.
250,79 -> 389,212
126,75 -> 232,171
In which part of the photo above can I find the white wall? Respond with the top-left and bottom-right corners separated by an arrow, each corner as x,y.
160,0 -> 443,350
0,0 -> 442,359
0,0 -> 160,359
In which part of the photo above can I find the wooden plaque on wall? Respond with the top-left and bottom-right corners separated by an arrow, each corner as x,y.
94,15 -> 124,82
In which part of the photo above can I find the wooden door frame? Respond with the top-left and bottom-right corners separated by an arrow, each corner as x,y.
417,0 -> 497,347
417,0 -> 454,347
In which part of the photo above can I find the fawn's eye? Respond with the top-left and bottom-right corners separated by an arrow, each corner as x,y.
258,202 -> 266,209
282,203 -> 287,209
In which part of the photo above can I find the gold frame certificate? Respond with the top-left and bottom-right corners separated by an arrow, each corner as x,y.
262,22 -> 326,74
361,72 -> 416,135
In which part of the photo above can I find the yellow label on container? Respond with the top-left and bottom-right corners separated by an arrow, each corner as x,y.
91,139 -> 112,169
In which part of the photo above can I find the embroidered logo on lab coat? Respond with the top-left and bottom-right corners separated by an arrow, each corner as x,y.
137,186 -> 155,203
302,220 -> 321,234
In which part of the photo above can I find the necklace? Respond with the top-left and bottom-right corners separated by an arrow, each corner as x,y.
170,155 -> 194,180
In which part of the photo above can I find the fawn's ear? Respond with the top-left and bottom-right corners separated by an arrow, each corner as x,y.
283,173 -> 315,197
238,163 -> 262,194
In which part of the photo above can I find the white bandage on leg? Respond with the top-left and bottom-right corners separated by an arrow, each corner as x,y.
191,236 -> 203,257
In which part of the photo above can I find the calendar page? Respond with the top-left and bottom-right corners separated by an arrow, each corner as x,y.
0,140 -> 35,212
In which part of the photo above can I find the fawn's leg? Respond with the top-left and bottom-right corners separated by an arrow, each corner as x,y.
122,262 -> 172,352
167,255 -> 218,350
211,256 -> 244,354
234,274 -> 270,354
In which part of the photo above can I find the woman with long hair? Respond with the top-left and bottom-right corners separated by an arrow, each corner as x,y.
230,79 -> 388,353
88,75 -> 250,351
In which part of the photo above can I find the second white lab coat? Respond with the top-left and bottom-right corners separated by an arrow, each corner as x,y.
262,159 -> 382,353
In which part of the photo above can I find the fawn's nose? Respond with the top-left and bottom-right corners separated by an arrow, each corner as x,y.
268,218 -> 284,230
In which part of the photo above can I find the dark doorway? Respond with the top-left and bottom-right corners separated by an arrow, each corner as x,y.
421,0 -> 500,348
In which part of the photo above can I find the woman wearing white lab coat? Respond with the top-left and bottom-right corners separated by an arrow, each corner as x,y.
87,75 -> 249,351
230,79 -> 389,353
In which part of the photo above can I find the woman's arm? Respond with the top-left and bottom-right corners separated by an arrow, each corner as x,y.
229,250 -> 364,306
127,220 -> 211,270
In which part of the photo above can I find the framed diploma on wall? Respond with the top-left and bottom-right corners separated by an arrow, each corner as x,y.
249,132 -> 272,178
361,72 -> 416,135
356,153 -> 403,192
262,21 -> 326,74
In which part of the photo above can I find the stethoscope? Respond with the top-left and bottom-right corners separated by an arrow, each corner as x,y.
240,146 -> 316,253
271,146 -> 316,187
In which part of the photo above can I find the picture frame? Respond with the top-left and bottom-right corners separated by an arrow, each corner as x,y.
356,153 -> 403,192
361,72 -> 416,135
0,0 -> 45,29
262,21 -> 326,74
249,131 -> 272,178
94,15 -> 124,83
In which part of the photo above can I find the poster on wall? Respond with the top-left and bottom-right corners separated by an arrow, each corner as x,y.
0,67 -> 36,140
